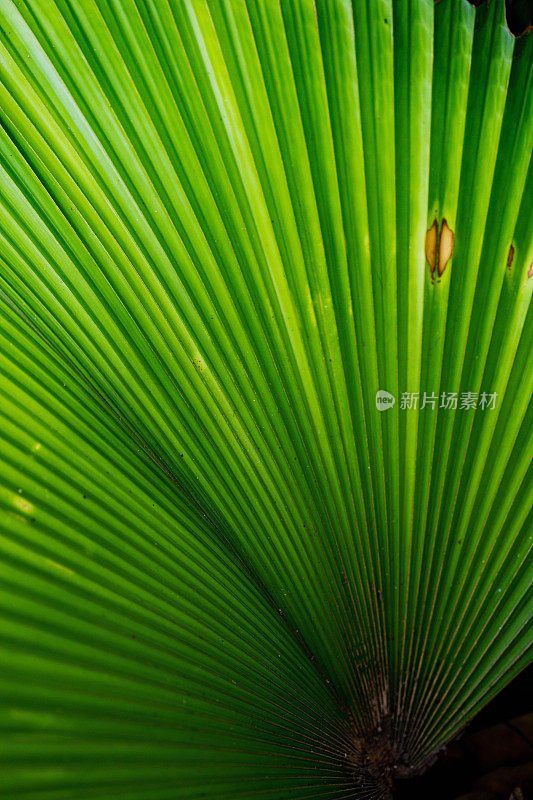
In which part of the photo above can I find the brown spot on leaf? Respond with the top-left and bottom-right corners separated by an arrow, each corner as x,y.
425,219 -> 438,275
426,218 -> 455,277
507,244 -> 515,270
528,262 -> 533,279
438,219 -> 454,275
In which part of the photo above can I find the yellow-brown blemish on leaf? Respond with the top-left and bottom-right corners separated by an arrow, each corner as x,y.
425,219 -> 438,275
507,244 -> 515,269
438,219 -> 454,276
528,261 -> 533,279
426,218 -> 455,279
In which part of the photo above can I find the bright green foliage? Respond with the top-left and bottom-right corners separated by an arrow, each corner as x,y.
0,0 -> 531,798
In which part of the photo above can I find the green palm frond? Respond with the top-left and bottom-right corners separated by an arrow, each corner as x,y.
0,0 -> 531,798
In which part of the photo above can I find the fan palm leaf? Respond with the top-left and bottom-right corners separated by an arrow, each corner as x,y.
0,0 -> 531,797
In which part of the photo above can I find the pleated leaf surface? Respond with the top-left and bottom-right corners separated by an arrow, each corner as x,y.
0,0 -> 531,797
